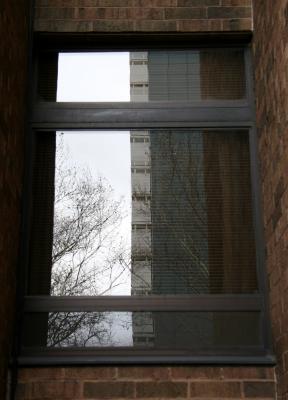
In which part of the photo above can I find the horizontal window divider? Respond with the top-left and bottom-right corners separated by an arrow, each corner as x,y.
18,353 -> 276,366
19,346 -> 267,355
24,295 -> 263,312
31,121 -> 253,130
31,104 -> 252,128
35,32 -> 252,49
36,101 -> 250,109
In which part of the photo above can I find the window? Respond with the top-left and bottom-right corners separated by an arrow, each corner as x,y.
20,41 -> 273,364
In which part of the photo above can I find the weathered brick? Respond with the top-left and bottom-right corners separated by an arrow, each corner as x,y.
40,19 -> 94,31
118,366 -> 170,380
171,367 -> 274,381
178,18 -> 222,30
77,7 -> 119,19
34,0 -> 253,33
64,367 -> 117,380
77,7 -> 165,20
243,381 -> 276,398
76,0 -> 134,5
221,0 -> 251,5
222,17 -> 252,30
120,7 -> 165,19
31,381 -> 81,398
37,0 -> 76,5
253,2 -> 288,398
171,367 -> 222,380
136,381 -> 187,398
84,382 -> 135,398
220,367 -> 275,380
18,368 -> 65,382
165,7 -> 207,19
208,6 -> 251,18
35,7 -> 75,19
132,19 -> 178,31
93,19 -> 134,31
134,0 -> 177,6
178,0 -> 219,5
190,381 -> 241,398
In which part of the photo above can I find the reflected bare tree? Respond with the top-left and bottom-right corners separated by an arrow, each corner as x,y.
47,137 -> 130,347
149,131 -> 210,295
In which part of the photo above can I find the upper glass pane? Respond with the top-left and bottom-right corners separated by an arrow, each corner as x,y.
28,129 -> 257,296
37,49 -> 246,102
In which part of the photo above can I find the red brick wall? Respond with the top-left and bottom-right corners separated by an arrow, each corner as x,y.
253,0 -> 288,398
14,1 -> 284,400
34,0 -> 252,32
17,366 -> 275,399
0,1 -> 30,399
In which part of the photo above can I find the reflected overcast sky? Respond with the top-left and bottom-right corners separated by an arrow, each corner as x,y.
56,52 -> 134,346
56,53 -> 132,296
57,52 -> 130,102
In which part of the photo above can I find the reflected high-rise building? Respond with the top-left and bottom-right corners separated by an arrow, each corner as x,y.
130,52 -> 154,346
129,50 -> 252,348
129,51 -> 209,347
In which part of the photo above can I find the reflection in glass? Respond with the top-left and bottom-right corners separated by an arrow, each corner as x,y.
52,50 -> 246,103
29,130 -> 257,297
57,52 -> 130,102
22,312 -> 261,349
131,130 -> 257,296
52,132 -> 132,297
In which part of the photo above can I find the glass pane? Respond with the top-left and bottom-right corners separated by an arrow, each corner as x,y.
37,50 -> 246,102
28,129 -> 257,296
22,312 -> 262,349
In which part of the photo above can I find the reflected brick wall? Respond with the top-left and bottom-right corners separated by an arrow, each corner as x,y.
0,1 -> 30,398
253,0 -> 288,398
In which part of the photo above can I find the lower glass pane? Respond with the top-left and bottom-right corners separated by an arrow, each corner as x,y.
22,311 -> 262,349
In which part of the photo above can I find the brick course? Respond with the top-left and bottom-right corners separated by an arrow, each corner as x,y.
8,0 -> 285,399
34,0 -> 253,32
252,0 -> 288,398
17,366 -> 276,399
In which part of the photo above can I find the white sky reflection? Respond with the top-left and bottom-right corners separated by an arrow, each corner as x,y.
57,52 -> 130,102
56,52 -> 133,346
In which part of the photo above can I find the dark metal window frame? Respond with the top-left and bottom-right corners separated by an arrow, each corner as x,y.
19,33 -> 275,365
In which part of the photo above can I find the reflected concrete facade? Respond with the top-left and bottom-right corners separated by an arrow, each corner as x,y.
130,52 -> 154,346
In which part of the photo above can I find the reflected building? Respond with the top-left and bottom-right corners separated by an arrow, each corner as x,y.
129,51 -> 209,347
129,50 -> 254,348
130,52 -> 154,346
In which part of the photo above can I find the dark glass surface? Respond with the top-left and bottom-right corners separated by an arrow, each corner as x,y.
22,311 -> 262,348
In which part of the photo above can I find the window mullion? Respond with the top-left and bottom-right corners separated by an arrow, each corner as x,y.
24,295 -> 263,312
31,102 -> 252,130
